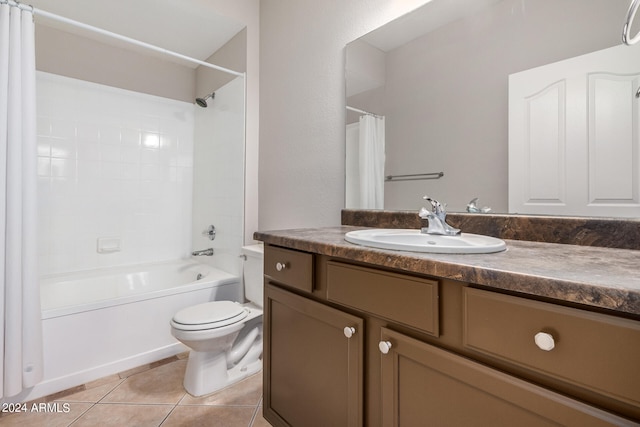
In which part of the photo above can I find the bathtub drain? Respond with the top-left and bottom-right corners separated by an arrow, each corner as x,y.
196,273 -> 203,280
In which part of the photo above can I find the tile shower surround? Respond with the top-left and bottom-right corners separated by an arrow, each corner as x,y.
36,72 -> 194,275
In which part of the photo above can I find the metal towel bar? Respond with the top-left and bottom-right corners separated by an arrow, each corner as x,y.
385,172 -> 444,182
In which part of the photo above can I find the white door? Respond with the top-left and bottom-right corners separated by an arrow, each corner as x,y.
509,43 -> 640,217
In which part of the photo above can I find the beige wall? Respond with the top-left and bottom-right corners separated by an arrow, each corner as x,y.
196,29 -> 247,99
258,0 -> 429,230
35,25 -> 196,102
36,24 -> 249,105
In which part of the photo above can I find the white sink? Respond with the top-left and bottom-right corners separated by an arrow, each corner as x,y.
344,229 -> 506,254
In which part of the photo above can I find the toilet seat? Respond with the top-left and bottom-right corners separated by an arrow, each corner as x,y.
171,301 -> 249,331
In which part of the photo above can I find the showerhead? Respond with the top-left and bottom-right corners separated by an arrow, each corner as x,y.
195,92 -> 215,108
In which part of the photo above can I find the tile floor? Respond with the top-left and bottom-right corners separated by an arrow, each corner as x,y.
0,354 -> 270,427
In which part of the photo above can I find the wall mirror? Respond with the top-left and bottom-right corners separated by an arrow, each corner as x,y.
345,0 -> 639,218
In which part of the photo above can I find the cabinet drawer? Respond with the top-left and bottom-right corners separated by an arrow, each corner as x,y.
264,246 -> 313,292
326,261 -> 438,336
380,327 -> 632,427
463,287 -> 640,407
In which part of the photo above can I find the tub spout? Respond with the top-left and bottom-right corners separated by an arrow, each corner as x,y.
192,248 -> 214,256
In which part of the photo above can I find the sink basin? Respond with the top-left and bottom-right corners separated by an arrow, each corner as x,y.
344,229 -> 506,254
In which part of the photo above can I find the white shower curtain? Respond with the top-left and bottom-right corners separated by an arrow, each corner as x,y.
358,114 -> 385,209
0,1 -> 43,398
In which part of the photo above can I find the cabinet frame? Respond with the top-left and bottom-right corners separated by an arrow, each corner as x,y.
264,282 -> 364,427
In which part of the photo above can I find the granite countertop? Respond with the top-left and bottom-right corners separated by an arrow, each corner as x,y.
254,226 -> 640,318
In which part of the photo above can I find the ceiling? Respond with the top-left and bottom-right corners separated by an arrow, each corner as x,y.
28,0 -> 246,67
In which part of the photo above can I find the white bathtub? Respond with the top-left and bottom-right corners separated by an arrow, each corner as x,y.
29,260 -> 241,401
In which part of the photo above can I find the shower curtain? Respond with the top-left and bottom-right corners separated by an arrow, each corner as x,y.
358,114 -> 385,209
0,1 -> 43,398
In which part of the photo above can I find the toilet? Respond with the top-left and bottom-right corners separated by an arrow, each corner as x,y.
170,244 -> 264,396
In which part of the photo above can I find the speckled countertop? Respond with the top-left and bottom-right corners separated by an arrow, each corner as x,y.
254,226 -> 640,318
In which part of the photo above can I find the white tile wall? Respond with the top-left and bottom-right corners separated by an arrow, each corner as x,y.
191,77 -> 245,276
37,72 -> 194,275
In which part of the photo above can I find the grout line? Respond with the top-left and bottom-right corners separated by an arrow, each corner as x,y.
95,377 -> 127,404
157,403 -> 177,427
175,390 -> 188,406
67,402 -> 96,427
249,404 -> 260,427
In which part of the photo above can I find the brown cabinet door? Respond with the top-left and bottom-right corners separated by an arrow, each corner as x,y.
264,283 -> 364,427
379,327 -> 634,427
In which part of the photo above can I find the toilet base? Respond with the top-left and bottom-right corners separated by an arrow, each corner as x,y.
182,324 -> 263,397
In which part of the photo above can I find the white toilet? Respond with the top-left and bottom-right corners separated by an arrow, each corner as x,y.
170,244 -> 264,396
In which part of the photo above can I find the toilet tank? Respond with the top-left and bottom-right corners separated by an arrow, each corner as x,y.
242,243 -> 264,308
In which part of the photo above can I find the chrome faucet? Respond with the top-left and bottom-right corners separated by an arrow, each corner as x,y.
192,248 -> 214,256
418,196 -> 461,236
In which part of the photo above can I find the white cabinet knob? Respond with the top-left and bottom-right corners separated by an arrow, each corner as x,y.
275,262 -> 287,272
534,332 -> 555,351
343,327 -> 356,338
379,341 -> 392,354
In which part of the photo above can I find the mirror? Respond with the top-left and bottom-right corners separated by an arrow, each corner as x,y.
346,0 -> 638,217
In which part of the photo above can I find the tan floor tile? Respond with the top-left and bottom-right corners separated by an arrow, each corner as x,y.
250,408 -> 272,427
0,402 -> 92,427
118,363 -> 156,379
0,357 -> 265,427
161,405 -> 255,427
180,373 -> 262,407
102,359 -> 187,405
118,356 -> 180,379
85,373 -> 121,389
72,403 -> 173,427
55,377 -> 124,403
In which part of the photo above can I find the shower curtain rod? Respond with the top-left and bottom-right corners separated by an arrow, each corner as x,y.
28,5 -> 244,78
346,105 -> 383,119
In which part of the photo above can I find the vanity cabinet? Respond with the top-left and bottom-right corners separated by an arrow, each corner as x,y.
263,249 -> 363,427
262,244 -> 640,426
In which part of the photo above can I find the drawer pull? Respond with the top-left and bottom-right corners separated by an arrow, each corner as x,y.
379,341 -> 393,354
275,262 -> 288,272
343,326 -> 356,338
534,332 -> 555,351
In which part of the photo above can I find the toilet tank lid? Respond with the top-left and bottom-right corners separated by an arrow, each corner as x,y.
242,243 -> 263,257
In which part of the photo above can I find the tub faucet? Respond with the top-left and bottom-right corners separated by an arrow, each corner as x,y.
418,196 -> 461,236
192,248 -> 214,256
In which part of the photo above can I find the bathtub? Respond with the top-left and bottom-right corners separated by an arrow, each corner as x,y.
30,260 -> 241,401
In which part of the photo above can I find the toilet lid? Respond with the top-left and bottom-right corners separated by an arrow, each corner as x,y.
172,301 -> 248,331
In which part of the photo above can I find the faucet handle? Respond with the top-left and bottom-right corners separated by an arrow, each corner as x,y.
202,225 -> 216,241
418,206 -> 431,219
422,196 -> 444,215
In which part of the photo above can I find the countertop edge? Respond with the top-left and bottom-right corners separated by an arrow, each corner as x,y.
254,226 -> 640,317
